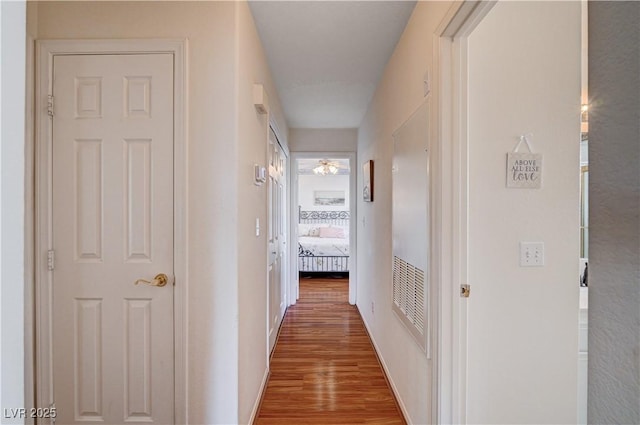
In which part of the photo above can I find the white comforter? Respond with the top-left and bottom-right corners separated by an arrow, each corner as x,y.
298,236 -> 349,257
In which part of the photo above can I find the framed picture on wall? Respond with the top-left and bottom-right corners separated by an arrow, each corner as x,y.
314,190 -> 346,206
363,160 -> 374,202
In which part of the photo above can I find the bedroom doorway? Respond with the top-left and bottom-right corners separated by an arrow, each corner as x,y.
290,153 -> 357,306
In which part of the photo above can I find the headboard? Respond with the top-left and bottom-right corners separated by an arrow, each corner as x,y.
299,210 -> 350,226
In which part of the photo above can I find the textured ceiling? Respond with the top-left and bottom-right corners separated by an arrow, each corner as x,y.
249,1 -> 417,129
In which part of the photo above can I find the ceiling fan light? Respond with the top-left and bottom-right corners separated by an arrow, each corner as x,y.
311,159 -> 340,176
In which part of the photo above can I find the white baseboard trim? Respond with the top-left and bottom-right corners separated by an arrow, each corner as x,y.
249,368 -> 270,425
357,306 -> 413,425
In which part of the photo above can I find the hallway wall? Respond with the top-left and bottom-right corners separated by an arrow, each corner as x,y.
34,1 -> 288,423
235,1 -> 289,423
356,2 -> 452,423
588,2 -> 640,422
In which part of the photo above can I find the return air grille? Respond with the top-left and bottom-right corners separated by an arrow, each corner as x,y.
393,256 -> 426,335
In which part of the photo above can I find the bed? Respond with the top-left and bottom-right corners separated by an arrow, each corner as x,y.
298,210 -> 350,273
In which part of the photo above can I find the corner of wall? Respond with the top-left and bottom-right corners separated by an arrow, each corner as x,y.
235,1 -> 290,422
355,2 -> 453,424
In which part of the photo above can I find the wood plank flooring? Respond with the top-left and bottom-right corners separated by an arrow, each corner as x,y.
255,277 -> 406,424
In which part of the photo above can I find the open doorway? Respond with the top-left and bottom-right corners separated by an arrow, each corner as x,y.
297,158 -> 350,278
290,153 -> 357,305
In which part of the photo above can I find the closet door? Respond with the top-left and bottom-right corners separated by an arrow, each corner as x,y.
51,53 -> 175,424
267,129 -> 287,353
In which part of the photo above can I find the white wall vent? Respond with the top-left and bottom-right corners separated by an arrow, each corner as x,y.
392,100 -> 430,354
392,256 -> 426,346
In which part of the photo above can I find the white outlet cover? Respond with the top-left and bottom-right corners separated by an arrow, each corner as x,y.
520,241 -> 544,267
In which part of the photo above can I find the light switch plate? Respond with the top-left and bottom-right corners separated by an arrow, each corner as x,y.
520,241 -> 544,267
254,164 -> 266,186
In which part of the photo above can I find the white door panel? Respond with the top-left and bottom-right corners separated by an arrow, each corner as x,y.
52,54 -> 174,424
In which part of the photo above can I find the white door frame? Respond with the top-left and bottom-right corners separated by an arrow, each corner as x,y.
34,39 -> 188,424
289,151 -> 357,306
435,2 -> 494,423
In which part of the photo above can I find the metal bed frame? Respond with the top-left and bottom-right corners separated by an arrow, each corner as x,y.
298,210 -> 350,274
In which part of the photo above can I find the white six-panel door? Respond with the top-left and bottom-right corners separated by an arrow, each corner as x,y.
51,54 -> 174,424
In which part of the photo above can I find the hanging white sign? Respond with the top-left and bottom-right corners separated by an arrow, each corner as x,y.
506,134 -> 543,189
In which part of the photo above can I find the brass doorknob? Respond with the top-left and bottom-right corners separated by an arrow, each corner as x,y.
135,273 -> 168,287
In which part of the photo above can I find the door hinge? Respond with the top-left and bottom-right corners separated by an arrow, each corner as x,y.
460,284 -> 470,298
47,250 -> 55,271
47,95 -> 54,117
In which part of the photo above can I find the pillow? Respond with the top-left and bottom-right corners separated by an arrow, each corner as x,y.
308,226 -> 321,237
298,224 -> 310,236
298,224 -> 321,237
319,226 -> 345,239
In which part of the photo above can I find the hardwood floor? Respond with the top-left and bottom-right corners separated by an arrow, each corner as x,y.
256,277 -> 406,425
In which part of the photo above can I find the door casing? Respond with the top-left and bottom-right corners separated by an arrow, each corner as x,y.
289,151 -> 357,306
435,2 -> 494,424
34,39 -> 188,424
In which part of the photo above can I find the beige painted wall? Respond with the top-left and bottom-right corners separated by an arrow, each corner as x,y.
356,2 -> 452,423
289,128 -> 357,152
235,1 -> 289,423
33,1 -> 288,422
465,2 -> 580,423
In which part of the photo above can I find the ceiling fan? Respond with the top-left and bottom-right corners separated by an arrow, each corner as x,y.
313,159 -> 341,175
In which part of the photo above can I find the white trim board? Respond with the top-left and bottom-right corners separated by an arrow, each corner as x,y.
248,369 -> 270,424
358,307 -> 412,424
33,38 -> 188,424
